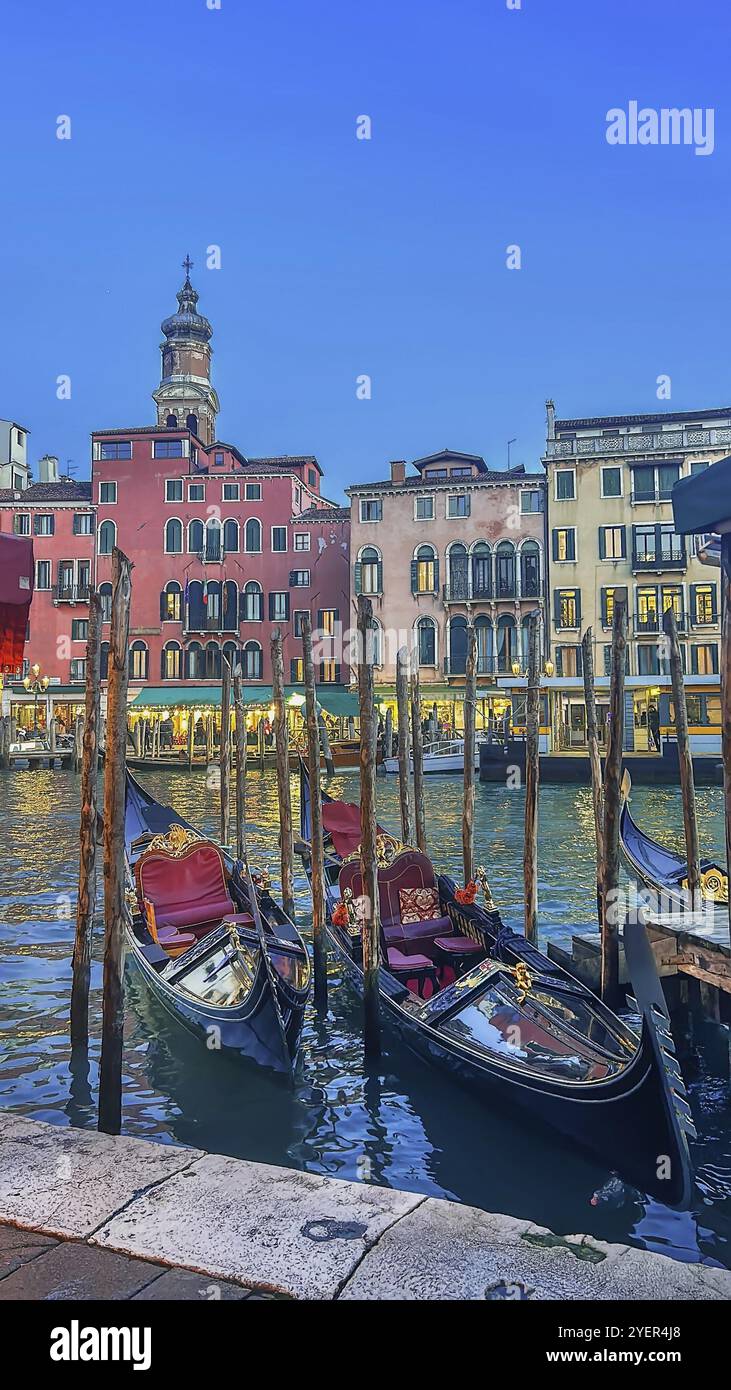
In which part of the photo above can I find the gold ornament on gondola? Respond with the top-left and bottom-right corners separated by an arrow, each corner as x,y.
681,867 -> 729,904
511,962 -> 533,1004
147,824 -> 200,857
475,865 -> 496,911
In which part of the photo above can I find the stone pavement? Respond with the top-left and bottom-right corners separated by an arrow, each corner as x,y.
1,1112 -> 729,1301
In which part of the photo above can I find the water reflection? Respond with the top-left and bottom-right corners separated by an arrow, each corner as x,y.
0,765 -> 729,1268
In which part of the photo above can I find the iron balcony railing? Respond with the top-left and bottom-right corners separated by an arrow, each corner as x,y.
443,655 -> 510,677
53,583 -> 91,603
631,548 -> 686,572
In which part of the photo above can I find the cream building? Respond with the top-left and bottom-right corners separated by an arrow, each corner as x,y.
542,401 -> 725,755
348,450 -> 546,729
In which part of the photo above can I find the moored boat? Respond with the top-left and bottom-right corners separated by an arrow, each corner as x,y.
124,771 -> 311,1075
299,762 -> 695,1205
382,735 -> 484,775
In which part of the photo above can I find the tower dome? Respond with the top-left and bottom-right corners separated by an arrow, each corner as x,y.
152,257 -> 220,445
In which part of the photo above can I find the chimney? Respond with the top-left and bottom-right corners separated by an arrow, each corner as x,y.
389,459 -> 406,484
38,454 -> 59,483
545,400 -> 556,442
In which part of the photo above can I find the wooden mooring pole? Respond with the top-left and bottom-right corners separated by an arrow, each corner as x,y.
396,646 -> 412,844
303,614 -> 327,1008
70,592 -> 102,1047
463,622 -> 477,883
581,627 -> 605,925
98,548 -> 132,1135
601,597 -> 627,1008
663,606 -> 700,895
220,657 -> 232,847
524,610 -> 541,943
271,627 -> 295,920
384,705 -> 394,762
187,714 -> 194,769
357,595 -> 381,1058
410,662 -> 427,854
318,710 -> 335,778
232,669 -> 247,861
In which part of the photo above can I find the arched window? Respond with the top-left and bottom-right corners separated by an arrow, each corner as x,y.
204,641 -> 221,679
417,616 -> 437,667
223,580 -> 238,631
98,520 -> 116,555
185,641 -> 203,678
496,614 -> 517,673
161,642 -> 182,680
356,546 -> 382,596
223,640 -> 239,672
186,580 -> 205,631
471,542 -> 492,599
242,640 -> 262,679
166,413 -> 178,428
164,518 -> 182,554
128,641 -> 148,681
204,580 -> 222,628
244,518 -> 262,553
520,614 -> 534,668
223,519 -> 238,554
160,580 -> 182,622
98,583 -> 112,624
241,580 -> 263,622
495,541 -> 516,599
475,615 -> 494,676
448,543 -> 469,600
188,519 -> 204,554
411,544 -> 438,595
100,641 -> 110,680
370,619 -> 383,667
449,615 -> 468,675
204,518 -> 222,562
520,540 -> 541,599
186,413 -> 198,435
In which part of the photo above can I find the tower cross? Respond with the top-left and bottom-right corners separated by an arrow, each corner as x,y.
182,254 -> 193,278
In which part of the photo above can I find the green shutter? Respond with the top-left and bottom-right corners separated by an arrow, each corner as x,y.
354,562 -> 362,596
598,527 -> 606,561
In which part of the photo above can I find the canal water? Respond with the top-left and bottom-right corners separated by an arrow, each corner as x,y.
1,767 -> 730,1269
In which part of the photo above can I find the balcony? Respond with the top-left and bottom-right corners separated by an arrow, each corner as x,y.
184,616 -> 238,635
443,579 -> 493,603
634,614 -> 660,635
53,583 -> 91,604
631,548 -> 686,573
545,423 -> 731,459
443,656 -> 506,677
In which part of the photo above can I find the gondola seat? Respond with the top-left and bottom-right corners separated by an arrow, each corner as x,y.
136,839 -> 240,935
339,849 -> 453,958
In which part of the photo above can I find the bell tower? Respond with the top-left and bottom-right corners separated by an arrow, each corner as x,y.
152,257 -> 220,444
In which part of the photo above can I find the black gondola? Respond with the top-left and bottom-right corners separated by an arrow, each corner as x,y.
299,762 -> 695,1206
620,771 -> 728,936
124,771 -> 310,1076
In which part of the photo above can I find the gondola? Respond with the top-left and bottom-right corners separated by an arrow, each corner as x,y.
298,761 -> 695,1205
124,770 -> 310,1076
620,770 -> 728,936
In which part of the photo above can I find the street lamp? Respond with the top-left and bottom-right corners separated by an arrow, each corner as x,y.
22,662 -> 50,734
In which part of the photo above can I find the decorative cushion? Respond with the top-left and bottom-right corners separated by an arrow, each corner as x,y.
399,885 -> 441,924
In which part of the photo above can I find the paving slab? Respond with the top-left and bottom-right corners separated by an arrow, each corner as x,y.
131,1268 -> 254,1301
338,1198 -> 731,1301
0,1242 -> 165,1301
0,1224 -> 58,1280
0,1115 -> 203,1238
93,1151 -> 424,1299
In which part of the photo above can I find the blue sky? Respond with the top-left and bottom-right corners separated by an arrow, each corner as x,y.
1,0 -> 728,500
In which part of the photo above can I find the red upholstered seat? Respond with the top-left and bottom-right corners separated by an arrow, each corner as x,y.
433,935 -> 482,955
387,947 -> 433,972
156,926 -> 196,952
137,842 -> 235,934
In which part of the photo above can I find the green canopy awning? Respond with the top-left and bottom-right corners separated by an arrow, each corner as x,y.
128,685 -> 359,717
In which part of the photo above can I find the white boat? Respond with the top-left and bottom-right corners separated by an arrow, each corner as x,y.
382,736 -> 484,774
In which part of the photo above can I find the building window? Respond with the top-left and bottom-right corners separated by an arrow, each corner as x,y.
601,585 -> 628,628
128,642 -> 148,681
243,641 -> 263,679
552,527 -> 576,562
601,466 -> 623,498
690,460 -> 709,477
637,644 -> 660,677
204,519 -> 223,562
269,591 -> 290,622
154,440 -> 184,459
691,643 -> 719,675
599,525 -> 626,560
555,469 -> 576,500
308,468 -> 317,488
293,610 -> 307,638
70,659 -> 86,682
417,616 -> 437,667
73,513 -> 94,535
100,441 -> 132,461
223,519 -> 239,553
242,581 -> 263,622
415,495 -> 434,521
356,546 -> 382,595
245,482 -> 261,501
661,585 -> 684,629
520,541 -> 541,598
162,643 -> 182,679
272,526 -> 287,552
99,481 -> 117,503
636,585 -> 659,633
188,482 -> 205,501
99,583 -> 112,622
34,514 -> 55,536
319,659 -> 339,683
244,518 -> 262,552
161,582 -> 182,622
691,583 -> 717,626
631,461 -> 680,503
214,451 -> 226,467
223,481 -> 239,501
98,520 -> 116,554
165,479 -> 183,502
71,619 -> 89,642
412,545 -> 437,594
294,532 -> 310,551
165,518 -> 183,553
555,588 -> 580,629
495,541 -> 517,598
318,608 -> 338,637
35,560 -> 51,590
360,498 -> 382,523
291,657 -> 305,682
447,493 -> 470,518
520,489 -> 542,514
13,514 -> 30,536
555,646 -> 582,678
289,570 -> 310,588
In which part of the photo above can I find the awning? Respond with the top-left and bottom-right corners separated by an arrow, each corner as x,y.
0,534 -> 34,676
128,685 -> 359,717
